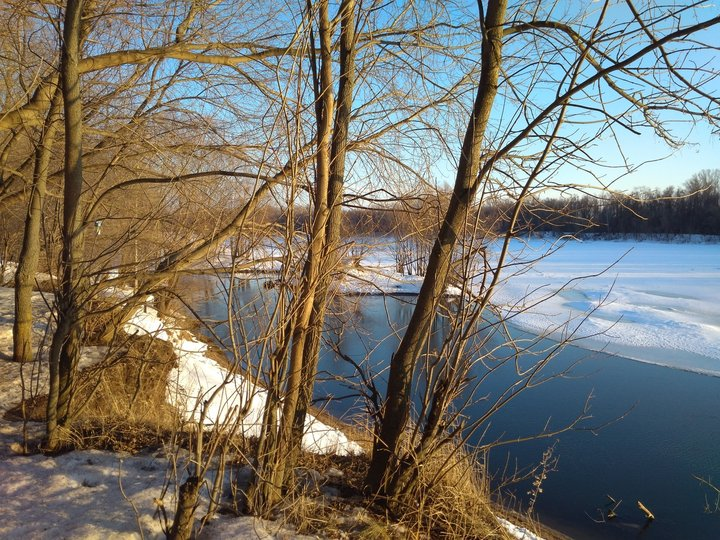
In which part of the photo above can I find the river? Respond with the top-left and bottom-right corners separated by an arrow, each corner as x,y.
184,274 -> 720,539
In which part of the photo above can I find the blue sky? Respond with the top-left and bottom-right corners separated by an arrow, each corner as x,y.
583,121 -> 720,191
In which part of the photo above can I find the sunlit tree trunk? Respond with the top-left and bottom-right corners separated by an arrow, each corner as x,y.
248,0 -> 334,515
248,0 -> 356,515
13,86 -> 62,364
47,0 -> 86,449
291,0 -> 356,457
366,0 -> 508,498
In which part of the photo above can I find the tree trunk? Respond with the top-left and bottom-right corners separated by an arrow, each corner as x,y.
47,0 -> 86,450
169,476 -> 200,540
13,87 -> 62,363
249,12 -> 332,506
248,0 -> 357,514
366,0 -> 508,497
291,0 -> 356,457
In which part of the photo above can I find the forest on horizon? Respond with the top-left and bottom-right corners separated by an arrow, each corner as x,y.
336,168 -> 720,238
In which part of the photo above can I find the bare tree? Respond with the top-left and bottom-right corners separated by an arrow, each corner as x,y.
247,0 -> 359,515
9,0 -> 295,447
12,85 -> 61,364
1,2 -> 715,533
367,0 -> 509,496
368,0 -> 720,503
45,0 -> 86,449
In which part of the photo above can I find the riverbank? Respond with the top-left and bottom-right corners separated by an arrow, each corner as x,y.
0,285 -> 548,539
187,271 -> 720,539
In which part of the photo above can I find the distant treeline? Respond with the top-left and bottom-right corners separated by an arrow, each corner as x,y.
340,170 -> 720,238
509,174 -> 720,236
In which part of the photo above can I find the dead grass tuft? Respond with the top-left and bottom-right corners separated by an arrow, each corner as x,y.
269,438 -> 511,540
6,334 -> 179,453
387,442 -> 510,539
4,394 -> 47,422
278,480 -> 397,539
74,335 -> 178,429
83,299 -> 120,345
295,447 -> 369,497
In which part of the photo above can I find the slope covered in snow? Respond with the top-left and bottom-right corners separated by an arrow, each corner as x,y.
0,430 -> 322,539
0,288 -> 361,539
123,305 -> 363,456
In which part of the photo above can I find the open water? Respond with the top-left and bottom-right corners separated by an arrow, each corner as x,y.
187,275 -> 720,539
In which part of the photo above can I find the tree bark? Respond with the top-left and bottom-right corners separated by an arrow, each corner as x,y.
366,0 -> 508,497
291,0 -> 356,456
248,0 -> 357,514
47,0 -> 86,449
13,86 -> 62,363
249,0 -> 335,515
169,476 -> 200,540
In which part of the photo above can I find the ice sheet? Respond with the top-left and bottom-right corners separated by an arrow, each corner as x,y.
491,238 -> 720,374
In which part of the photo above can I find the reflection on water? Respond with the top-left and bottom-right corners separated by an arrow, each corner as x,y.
179,275 -> 720,540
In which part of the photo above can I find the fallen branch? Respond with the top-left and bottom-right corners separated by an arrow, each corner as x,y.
637,500 -> 654,520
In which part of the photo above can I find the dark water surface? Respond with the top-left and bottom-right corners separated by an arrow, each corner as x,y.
186,276 -> 720,539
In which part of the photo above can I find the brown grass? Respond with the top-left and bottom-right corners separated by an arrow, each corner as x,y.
392,444 -> 509,539
5,334 -> 179,452
74,336 -> 177,428
71,335 -> 178,445
266,435 -> 514,540
83,299 -> 121,345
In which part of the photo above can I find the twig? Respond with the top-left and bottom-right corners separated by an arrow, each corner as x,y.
637,500 -> 654,521
118,458 -> 146,540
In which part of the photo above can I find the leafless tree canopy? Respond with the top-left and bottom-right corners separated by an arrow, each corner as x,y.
1,0 -> 718,533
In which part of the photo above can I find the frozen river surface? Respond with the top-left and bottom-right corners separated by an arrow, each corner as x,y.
490,238 -> 720,374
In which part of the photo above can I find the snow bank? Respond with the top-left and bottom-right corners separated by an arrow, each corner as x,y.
334,236 -> 720,376
317,236 -> 720,375
123,306 -> 363,456
0,445 -> 168,538
340,266 -> 425,295
0,435 -> 538,540
497,517 -> 544,540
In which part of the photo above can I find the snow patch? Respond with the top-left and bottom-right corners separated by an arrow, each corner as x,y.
497,517 -> 544,540
0,438 -> 314,539
124,305 -> 363,456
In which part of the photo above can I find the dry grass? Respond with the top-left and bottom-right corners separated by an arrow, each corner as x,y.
2,297 -> 545,538
277,478 -> 398,539
4,394 -> 47,422
383,441 -> 511,539
83,299 -> 121,345
5,334 -> 179,452
265,437 -> 514,540
70,334 -> 179,450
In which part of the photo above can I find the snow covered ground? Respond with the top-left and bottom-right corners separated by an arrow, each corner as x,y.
0,435 -> 310,539
123,305 -> 363,456
0,287 -> 364,539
